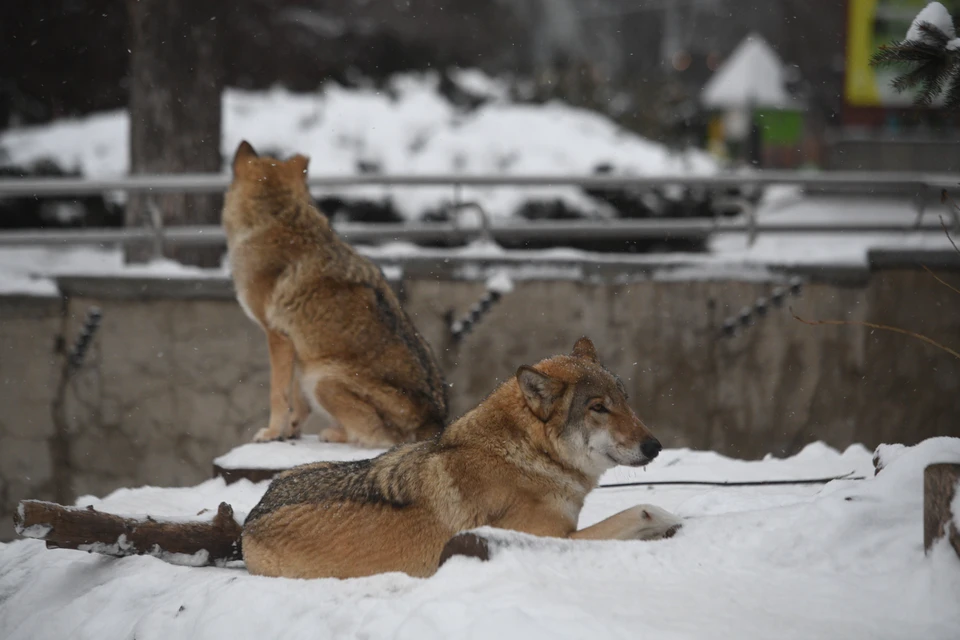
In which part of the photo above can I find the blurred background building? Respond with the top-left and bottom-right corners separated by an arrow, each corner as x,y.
1,0 -> 959,175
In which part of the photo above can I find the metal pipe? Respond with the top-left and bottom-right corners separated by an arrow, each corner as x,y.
0,170 -> 957,196
0,219 -> 951,248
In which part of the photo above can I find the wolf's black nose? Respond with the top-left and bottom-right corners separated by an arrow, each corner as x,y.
641,438 -> 662,459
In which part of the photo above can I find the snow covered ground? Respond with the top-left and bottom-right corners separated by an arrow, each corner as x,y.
1,437 -> 958,639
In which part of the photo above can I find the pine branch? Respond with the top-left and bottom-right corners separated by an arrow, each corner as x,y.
917,21 -> 951,47
871,42 -> 944,67
918,65 -> 952,105
869,17 -> 960,108
890,61 -> 942,91
945,75 -> 960,108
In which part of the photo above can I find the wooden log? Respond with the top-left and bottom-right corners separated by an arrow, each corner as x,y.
924,463 -> 960,558
13,500 -> 243,566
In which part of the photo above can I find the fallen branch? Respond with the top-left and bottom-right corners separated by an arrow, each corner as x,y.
597,471 -> 863,490
924,463 -> 960,559
791,309 -> 960,361
13,500 -> 243,566
921,264 -> 960,296
943,216 -> 960,255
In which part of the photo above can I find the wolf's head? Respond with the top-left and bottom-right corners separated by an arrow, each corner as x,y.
230,140 -> 310,196
515,337 -> 662,477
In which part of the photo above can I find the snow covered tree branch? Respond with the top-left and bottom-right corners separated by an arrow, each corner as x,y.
870,2 -> 960,107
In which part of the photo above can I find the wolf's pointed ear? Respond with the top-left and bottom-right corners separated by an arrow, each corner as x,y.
571,337 -> 598,362
288,154 -> 310,180
233,140 -> 258,174
516,366 -> 566,421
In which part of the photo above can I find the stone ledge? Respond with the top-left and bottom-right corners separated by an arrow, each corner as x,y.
0,295 -> 62,318
0,247 -> 955,301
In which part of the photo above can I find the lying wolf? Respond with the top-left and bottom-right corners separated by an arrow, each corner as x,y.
242,337 -> 683,579
222,141 -> 447,446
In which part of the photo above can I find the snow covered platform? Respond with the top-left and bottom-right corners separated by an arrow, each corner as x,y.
2,438 -> 959,639
213,437 -> 387,484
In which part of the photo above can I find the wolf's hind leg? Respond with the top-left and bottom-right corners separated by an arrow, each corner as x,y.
570,505 -> 683,541
311,381 -> 398,448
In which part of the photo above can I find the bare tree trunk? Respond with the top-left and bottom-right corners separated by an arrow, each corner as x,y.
125,0 -> 223,267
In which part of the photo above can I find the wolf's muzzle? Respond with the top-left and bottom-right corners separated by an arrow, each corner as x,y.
640,438 -> 662,460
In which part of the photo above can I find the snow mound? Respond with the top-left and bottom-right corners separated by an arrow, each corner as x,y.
0,71 -> 716,222
871,437 -> 960,494
906,2 -> 956,42
2,438 -> 959,639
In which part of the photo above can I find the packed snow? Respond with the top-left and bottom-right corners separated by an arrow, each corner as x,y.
1,437 -> 958,639
0,71 -> 715,222
215,436 -> 387,472
906,2 -> 956,42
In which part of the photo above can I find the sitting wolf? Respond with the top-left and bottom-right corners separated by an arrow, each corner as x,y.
222,141 -> 447,446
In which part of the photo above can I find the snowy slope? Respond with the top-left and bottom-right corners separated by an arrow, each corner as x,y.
0,72 -> 716,222
1,438 -> 958,639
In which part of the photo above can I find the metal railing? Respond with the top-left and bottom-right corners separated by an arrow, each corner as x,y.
0,217 -> 954,249
0,169 -> 958,196
0,171 -> 957,250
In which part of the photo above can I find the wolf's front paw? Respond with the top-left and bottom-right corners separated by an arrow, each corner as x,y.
627,504 -> 684,541
253,427 -> 285,443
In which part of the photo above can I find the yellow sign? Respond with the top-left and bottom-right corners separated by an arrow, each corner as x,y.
845,0 -> 958,106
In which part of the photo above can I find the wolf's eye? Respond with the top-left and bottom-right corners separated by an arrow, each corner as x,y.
590,404 -> 608,414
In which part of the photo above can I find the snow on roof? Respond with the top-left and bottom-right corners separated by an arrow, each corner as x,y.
701,33 -> 796,110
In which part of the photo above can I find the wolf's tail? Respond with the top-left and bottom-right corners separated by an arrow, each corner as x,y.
14,499 -> 243,567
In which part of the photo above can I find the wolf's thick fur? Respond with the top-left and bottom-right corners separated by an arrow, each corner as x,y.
222,141 -> 447,446
242,337 -> 682,579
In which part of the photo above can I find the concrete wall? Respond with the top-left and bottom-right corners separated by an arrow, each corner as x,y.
2,267 -> 959,540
